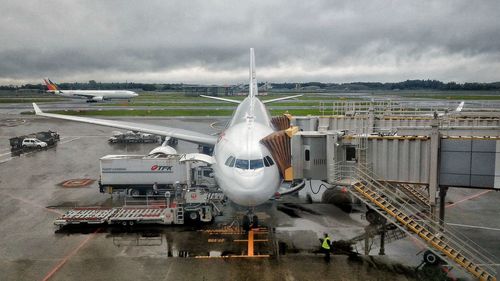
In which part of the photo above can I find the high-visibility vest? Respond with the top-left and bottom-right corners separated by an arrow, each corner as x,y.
322,237 -> 331,250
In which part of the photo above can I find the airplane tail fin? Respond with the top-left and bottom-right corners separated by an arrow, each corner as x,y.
455,101 -> 465,112
249,48 -> 257,99
43,78 -> 60,93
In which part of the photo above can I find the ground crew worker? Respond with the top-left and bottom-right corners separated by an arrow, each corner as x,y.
320,233 -> 332,262
153,182 -> 159,196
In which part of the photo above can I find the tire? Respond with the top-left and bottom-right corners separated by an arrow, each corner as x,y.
128,221 -> 135,227
188,211 -> 198,221
423,250 -> 440,265
242,215 -> 250,232
252,215 -> 259,229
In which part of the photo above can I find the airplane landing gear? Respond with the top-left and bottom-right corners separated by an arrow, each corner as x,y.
242,210 -> 259,232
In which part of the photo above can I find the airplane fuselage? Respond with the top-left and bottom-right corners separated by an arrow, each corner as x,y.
212,97 -> 281,206
36,49 -> 282,208
49,90 -> 138,100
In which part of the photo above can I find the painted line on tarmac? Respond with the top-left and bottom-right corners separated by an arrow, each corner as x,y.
0,156 -> 13,164
0,192 -> 62,216
446,190 -> 491,208
0,151 -> 12,157
162,260 -> 175,281
41,228 -> 100,281
58,137 -> 81,144
446,223 -> 500,232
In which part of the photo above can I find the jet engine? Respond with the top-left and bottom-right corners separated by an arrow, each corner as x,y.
148,139 -> 177,155
91,96 -> 104,102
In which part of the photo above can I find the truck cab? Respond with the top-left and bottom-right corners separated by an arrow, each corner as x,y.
193,166 -> 216,188
22,138 -> 47,148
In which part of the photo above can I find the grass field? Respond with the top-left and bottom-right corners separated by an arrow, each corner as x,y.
39,108 -> 322,117
11,90 -> 500,118
391,90 -> 500,100
96,101 -> 322,107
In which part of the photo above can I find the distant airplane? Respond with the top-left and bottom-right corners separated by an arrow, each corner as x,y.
43,79 -> 138,103
34,49 -> 303,229
433,101 -> 465,118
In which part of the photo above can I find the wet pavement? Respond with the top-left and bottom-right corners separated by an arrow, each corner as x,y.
0,114 -> 498,280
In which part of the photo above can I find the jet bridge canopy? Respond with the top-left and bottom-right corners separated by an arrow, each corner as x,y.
291,131 -> 500,190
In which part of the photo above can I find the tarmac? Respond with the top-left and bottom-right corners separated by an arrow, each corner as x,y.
0,114 -> 498,281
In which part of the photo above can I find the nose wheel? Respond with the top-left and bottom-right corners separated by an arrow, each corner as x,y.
242,210 -> 259,232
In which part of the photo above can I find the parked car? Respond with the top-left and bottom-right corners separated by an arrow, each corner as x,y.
21,138 -> 48,148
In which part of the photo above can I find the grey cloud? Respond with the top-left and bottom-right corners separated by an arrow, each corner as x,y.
0,0 -> 499,84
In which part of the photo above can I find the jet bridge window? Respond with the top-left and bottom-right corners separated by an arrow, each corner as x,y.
263,156 -> 274,167
250,159 -> 264,169
225,156 -> 236,167
346,146 -> 356,161
235,159 -> 250,169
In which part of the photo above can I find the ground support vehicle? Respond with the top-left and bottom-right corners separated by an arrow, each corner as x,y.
98,153 -> 217,195
54,188 -> 224,228
108,131 -> 166,144
9,130 -> 59,151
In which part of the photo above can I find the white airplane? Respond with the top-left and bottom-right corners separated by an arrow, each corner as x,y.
34,49 -> 302,228
43,79 -> 138,102
424,101 -> 465,118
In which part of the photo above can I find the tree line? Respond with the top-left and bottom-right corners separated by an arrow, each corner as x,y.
271,80 -> 500,91
1,79 -> 499,92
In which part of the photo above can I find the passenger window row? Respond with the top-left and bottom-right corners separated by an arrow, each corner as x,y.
224,155 -> 274,169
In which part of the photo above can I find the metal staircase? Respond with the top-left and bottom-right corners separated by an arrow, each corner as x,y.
397,183 -> 431,208
347,165 -> 497,281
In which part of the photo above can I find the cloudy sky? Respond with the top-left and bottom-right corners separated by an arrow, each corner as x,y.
1,0 -> 499,85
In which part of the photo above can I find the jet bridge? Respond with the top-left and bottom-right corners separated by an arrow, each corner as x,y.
288,101 -> 500,280
290,130 -> 500,280
291,131 -> 500,190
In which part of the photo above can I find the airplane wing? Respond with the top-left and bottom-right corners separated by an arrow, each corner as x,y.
262,94 -> 303,104
199,95 -> 241,104
32,103 -> 217,145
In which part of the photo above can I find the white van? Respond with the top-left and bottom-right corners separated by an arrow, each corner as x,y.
21,138 -> 48,148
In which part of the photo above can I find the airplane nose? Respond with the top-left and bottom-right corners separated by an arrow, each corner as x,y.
224,171 -> 278,206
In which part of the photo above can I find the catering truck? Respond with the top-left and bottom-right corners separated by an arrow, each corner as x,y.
98,153 -> 217,195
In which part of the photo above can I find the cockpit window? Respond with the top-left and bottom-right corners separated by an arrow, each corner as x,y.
225,156 -> 235,167
235,159 -> 249,169
250,159 -> 264,169
263,156 -> 274,167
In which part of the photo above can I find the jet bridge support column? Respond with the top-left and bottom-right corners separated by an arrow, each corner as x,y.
379,221 -> 386,255
439,186 -> 448,227
326,133 -> 338,183
429,119 -> 440,225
